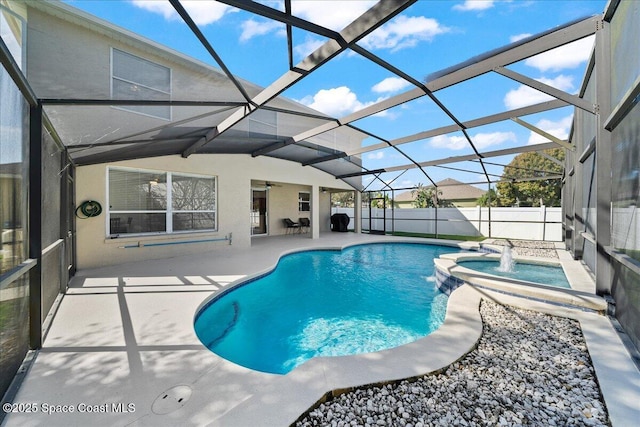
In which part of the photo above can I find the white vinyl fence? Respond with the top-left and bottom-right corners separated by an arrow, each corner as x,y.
331,206 -> 562,241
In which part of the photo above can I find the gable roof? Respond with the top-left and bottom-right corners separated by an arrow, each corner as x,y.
395,178 -> 486,203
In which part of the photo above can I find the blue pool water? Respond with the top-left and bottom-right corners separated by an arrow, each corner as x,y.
458,260 -> 571,288
194,243 -> 461,374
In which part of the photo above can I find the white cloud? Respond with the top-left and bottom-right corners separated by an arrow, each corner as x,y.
372,77 -> 411,94
293,15 -> 448,59
429,134 -> 468,150
130,1 -> 176,21
367,151 -> 385,160
429,131 -> 516,150
503,75 -> 574,109
240,19 -> 284,42
528,115 -> 573,145
291,1 -> 376,31
453,1 -> 495,12
473,131 -> 517,149
298,86 -> 386,117
131,0 -> 234,26
510,33 -> 532,43
361,16 -> 450,52
525,36 -> 595,72
293,36 -> 327,60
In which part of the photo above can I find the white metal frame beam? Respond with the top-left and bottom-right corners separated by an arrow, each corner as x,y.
337,142 -> 560,179
493,66 -> 597,114
510,117 -> 575,151
425,15 -> 600,91
307,98 -> 567,164
268,15 -> 599,171
181,0 -> 416,157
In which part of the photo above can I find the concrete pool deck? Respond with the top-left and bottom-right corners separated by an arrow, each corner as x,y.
3,233 -> 639,426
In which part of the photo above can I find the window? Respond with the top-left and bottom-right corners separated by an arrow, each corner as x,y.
172,174 -> 216,231
0,57 -> 30,402
111,48 -> 171,119
1,6 -> 26,70
108,168 -> 216,236
611,102 -> 640,262
298,192 -> 310,212
0,65 -> 28,274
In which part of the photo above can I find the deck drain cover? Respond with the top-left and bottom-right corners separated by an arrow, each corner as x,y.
152,385 -> 192,415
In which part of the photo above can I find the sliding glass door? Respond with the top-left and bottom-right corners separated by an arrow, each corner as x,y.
251,189 -> 268,235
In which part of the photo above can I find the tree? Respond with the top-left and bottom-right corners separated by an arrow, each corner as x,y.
331,191 -> 355,208
496,148 -> 564,207
476,188 -> 499,207
412,183 -> 453,208
366,191 -> 393,208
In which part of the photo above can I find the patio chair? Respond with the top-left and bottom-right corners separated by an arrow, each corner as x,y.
298,217 -> 310,233
283,218 -> 300,234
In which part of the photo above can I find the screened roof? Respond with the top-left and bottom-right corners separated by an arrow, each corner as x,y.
12,0 -> 604,191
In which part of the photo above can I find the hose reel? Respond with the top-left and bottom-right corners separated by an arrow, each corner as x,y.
75,200 -> 103,218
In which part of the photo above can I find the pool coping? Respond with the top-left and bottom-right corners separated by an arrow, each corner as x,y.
216,283 -> 484,426
193,238 -> 480,321
434,252 -> 607,313
4,234 -> 639,427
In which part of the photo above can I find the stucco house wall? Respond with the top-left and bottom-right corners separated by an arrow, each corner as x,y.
75,154 -> 352,269
24,2 -> 365,156
25,4 -> 256,144
20,1 -> 361,270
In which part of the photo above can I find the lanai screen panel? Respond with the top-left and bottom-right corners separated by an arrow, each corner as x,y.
45,104 -> 240,164
267,143 -> 341,164
610,0 -> 640,107
312,157 -> 366,191
14,0 -> 606,188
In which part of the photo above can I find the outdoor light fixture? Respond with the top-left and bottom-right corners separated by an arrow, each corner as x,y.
265,182 -> 272,189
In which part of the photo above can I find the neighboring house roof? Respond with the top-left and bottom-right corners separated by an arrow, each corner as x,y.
395,179 -> 486,203
437,178 -> 486,200
394,191 -> 417,203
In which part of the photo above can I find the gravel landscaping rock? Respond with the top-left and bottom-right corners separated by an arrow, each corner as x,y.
295,300 -> 609,427
487,239 -> 559,259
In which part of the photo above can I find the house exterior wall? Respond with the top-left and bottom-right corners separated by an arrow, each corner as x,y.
23,1 -> 361,270
24,2 -> 364,160
25,3 -> 256,101
257,184 -> 330,234
25,5 -> 255,146
319,191 -> 332,232
75,154 -> 352,269
395,200 -> 412,209
263,183 -> 311,235
451,199 -> 481,208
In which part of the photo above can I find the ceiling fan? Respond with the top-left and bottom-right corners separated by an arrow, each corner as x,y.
264,181 -> 283,189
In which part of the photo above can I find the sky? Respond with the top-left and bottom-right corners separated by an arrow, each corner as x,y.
63,0 -> 607,192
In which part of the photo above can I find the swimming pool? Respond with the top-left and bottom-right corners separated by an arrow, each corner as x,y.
194,243 -> 462,374
457,260 -> 571,288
